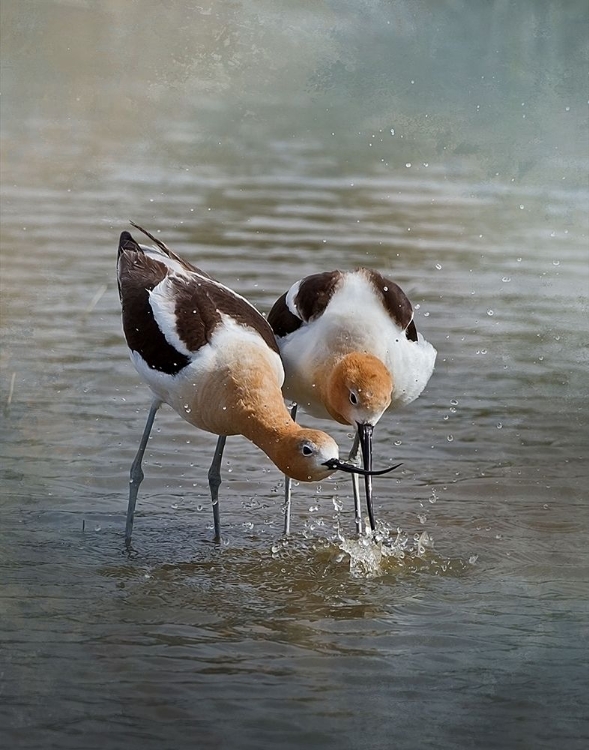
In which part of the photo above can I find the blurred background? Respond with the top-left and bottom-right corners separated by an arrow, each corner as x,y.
1,2 -> 588,749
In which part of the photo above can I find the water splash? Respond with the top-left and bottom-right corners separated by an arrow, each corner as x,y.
338,524 -> 434,578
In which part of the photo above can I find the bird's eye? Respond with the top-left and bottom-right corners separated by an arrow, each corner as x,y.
301,444 -> 314,456
349,392 -> 359,405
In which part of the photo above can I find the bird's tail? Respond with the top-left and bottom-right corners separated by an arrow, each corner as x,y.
129,221 -> 174,256
124,221 -> 200,274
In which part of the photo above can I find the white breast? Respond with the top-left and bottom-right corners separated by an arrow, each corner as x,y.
278,272 -> 436,415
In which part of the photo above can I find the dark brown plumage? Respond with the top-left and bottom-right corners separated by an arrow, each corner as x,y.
268,267 -> 418,342
117,228 -> 279,376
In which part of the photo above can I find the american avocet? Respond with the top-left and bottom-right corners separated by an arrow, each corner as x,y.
117,225 -> 391,544
268,268 -> 436,534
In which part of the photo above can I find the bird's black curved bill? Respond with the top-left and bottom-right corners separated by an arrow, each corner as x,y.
358,423 -> 375,531
321,458 -> 401,477
323,423 -> 401,533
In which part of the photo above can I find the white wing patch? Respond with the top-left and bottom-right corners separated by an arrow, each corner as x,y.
142,245 -> 193,277
144,241 -> 261,314
148,276 -> 194,358
285,280 -> 302,318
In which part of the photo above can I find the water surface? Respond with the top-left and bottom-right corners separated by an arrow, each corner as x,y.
1,2 -> 588,749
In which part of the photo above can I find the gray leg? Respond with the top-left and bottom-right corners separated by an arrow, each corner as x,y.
125,399 -> 161,545
283,403 -> 298,536
348,433 -> 363,535
208,435 -> 227,543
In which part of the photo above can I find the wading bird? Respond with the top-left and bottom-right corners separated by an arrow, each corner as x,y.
117,225 -> 393,544
268,268 -> 436,534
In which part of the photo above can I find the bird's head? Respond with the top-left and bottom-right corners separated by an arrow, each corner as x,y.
274,429 -> 340,482
325,352 -> 393,428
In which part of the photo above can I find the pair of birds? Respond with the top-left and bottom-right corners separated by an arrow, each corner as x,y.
117,223 -> 436,544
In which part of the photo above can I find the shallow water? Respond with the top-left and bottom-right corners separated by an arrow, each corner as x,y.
1,2 -> 588,749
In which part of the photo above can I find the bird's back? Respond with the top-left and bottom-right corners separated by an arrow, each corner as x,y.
117,227 -> 284,430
